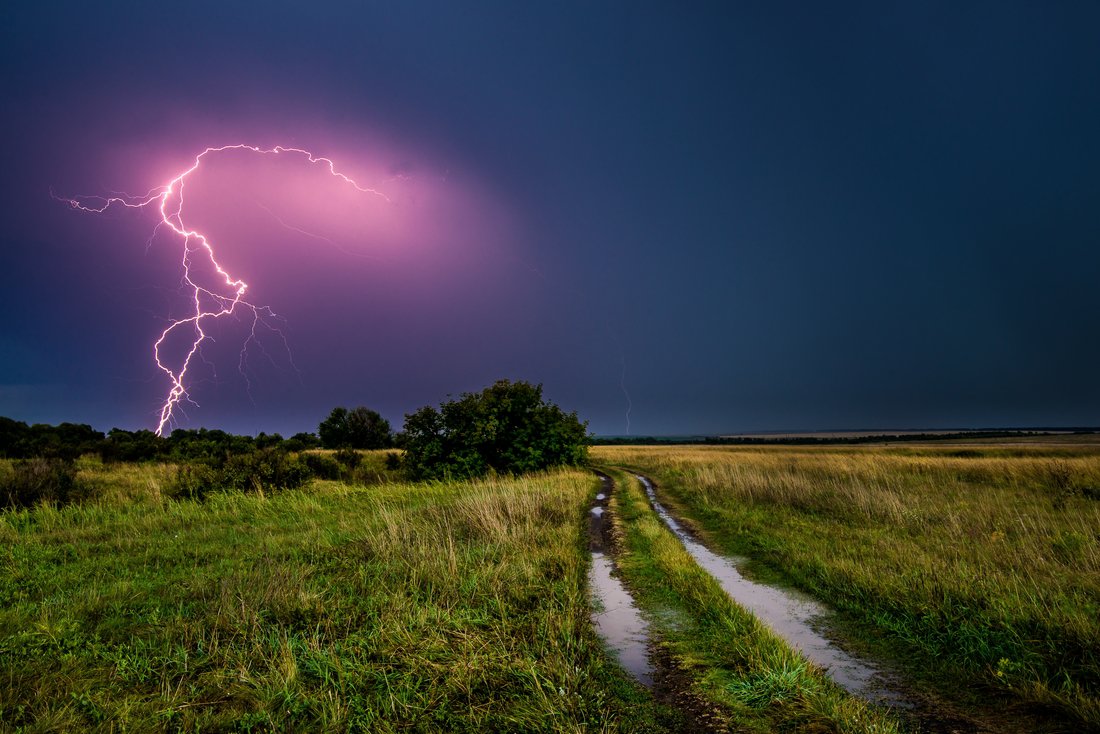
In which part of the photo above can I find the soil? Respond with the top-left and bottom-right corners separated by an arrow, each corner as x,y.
649,642 -> 736,734
590,469 -> 740,732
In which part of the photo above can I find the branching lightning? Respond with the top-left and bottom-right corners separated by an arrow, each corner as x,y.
57,144 -> 388,435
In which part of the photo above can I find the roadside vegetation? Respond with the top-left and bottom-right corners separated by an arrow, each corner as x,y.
0,460 -> 674,732
601,467 -> 904,733
595,443 -> 1100,728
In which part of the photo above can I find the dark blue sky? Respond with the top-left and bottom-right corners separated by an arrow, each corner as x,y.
1,2 -> 1098,436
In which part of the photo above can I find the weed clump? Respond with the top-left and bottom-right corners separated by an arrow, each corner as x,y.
169,463 -> 222,500
1,457 -> 92,509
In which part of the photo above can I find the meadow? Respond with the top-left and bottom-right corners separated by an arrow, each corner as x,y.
0,455 -> 671,732
3,439 -> 1098,732
594,441 -> 1100,729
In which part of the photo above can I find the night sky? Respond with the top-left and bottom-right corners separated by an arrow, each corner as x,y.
1,2 -> 1098,437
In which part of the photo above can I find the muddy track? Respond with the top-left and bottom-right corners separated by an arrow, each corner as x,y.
588,469 -> 733,733
587,470 -> 617,553
587,470 -> 652,685
632,472 -> 914,707
628,470 -> 1066,734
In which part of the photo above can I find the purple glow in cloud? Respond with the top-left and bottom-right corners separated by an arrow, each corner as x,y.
55,134 -> 519,434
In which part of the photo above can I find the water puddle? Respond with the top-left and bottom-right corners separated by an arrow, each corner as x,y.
588,472 -> 654,687
634,473 -> 910,707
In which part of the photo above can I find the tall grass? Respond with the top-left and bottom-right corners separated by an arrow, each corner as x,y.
595,444 -> 1100,726
0,466 -> 666,732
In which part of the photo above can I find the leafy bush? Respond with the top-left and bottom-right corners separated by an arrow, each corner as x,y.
169,463 -> 222,501
300,452 -> 343,480
220,449 -> 311,493
167,428 -> 255,461
402,380 -> 588,480
283,432 -> 321,452
170,449 -> 311,500
319,407 -> 393,449
1,458 -> 90,509
99,428 -> 165,463
254,432 -> 285,450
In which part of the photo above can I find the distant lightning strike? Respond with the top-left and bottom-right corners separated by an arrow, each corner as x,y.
57,144 -> 388,435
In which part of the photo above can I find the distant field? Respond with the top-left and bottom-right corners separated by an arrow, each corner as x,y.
594,442 -> 1100,728
0,457 -> 669,732
719,430 -> 1097,440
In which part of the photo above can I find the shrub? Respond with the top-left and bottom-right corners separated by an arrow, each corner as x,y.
319,407 -> 393,449
169,463 -> 222,500
1,458 -> 89,509
300,452 -> 343,480
254,432 -> 284,450
283,432 -> 321,452
169,449 -> 311,500
99,428 -> 165,463
166,428 -> 258,462
219,449 -> 310,494
402,379 -> 588,481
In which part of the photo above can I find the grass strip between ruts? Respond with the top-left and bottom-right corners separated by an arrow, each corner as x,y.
603,467 -> 904,734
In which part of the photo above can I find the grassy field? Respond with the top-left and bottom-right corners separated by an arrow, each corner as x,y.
594,442 -> 1100,728
0,456 -> 672,733
5,441 -> 1098,731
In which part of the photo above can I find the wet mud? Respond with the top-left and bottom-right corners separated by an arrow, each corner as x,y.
633,473 -> 911,708
588,471 -> 654,687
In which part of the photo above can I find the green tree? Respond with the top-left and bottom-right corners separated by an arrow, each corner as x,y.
319,406 -> 393,449
287,432 -> 321,450
100,428 -> 165,462
402,380 -> 588,480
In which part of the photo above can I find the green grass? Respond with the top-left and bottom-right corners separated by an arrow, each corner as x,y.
594,444 -> 1100,727
0,462 -> 671,732
601,467 -> 904,733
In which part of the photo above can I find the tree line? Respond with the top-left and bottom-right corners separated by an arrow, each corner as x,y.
1,380 -> 589,500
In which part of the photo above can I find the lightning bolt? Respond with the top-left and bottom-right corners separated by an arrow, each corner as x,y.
56,144 -> 389,435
